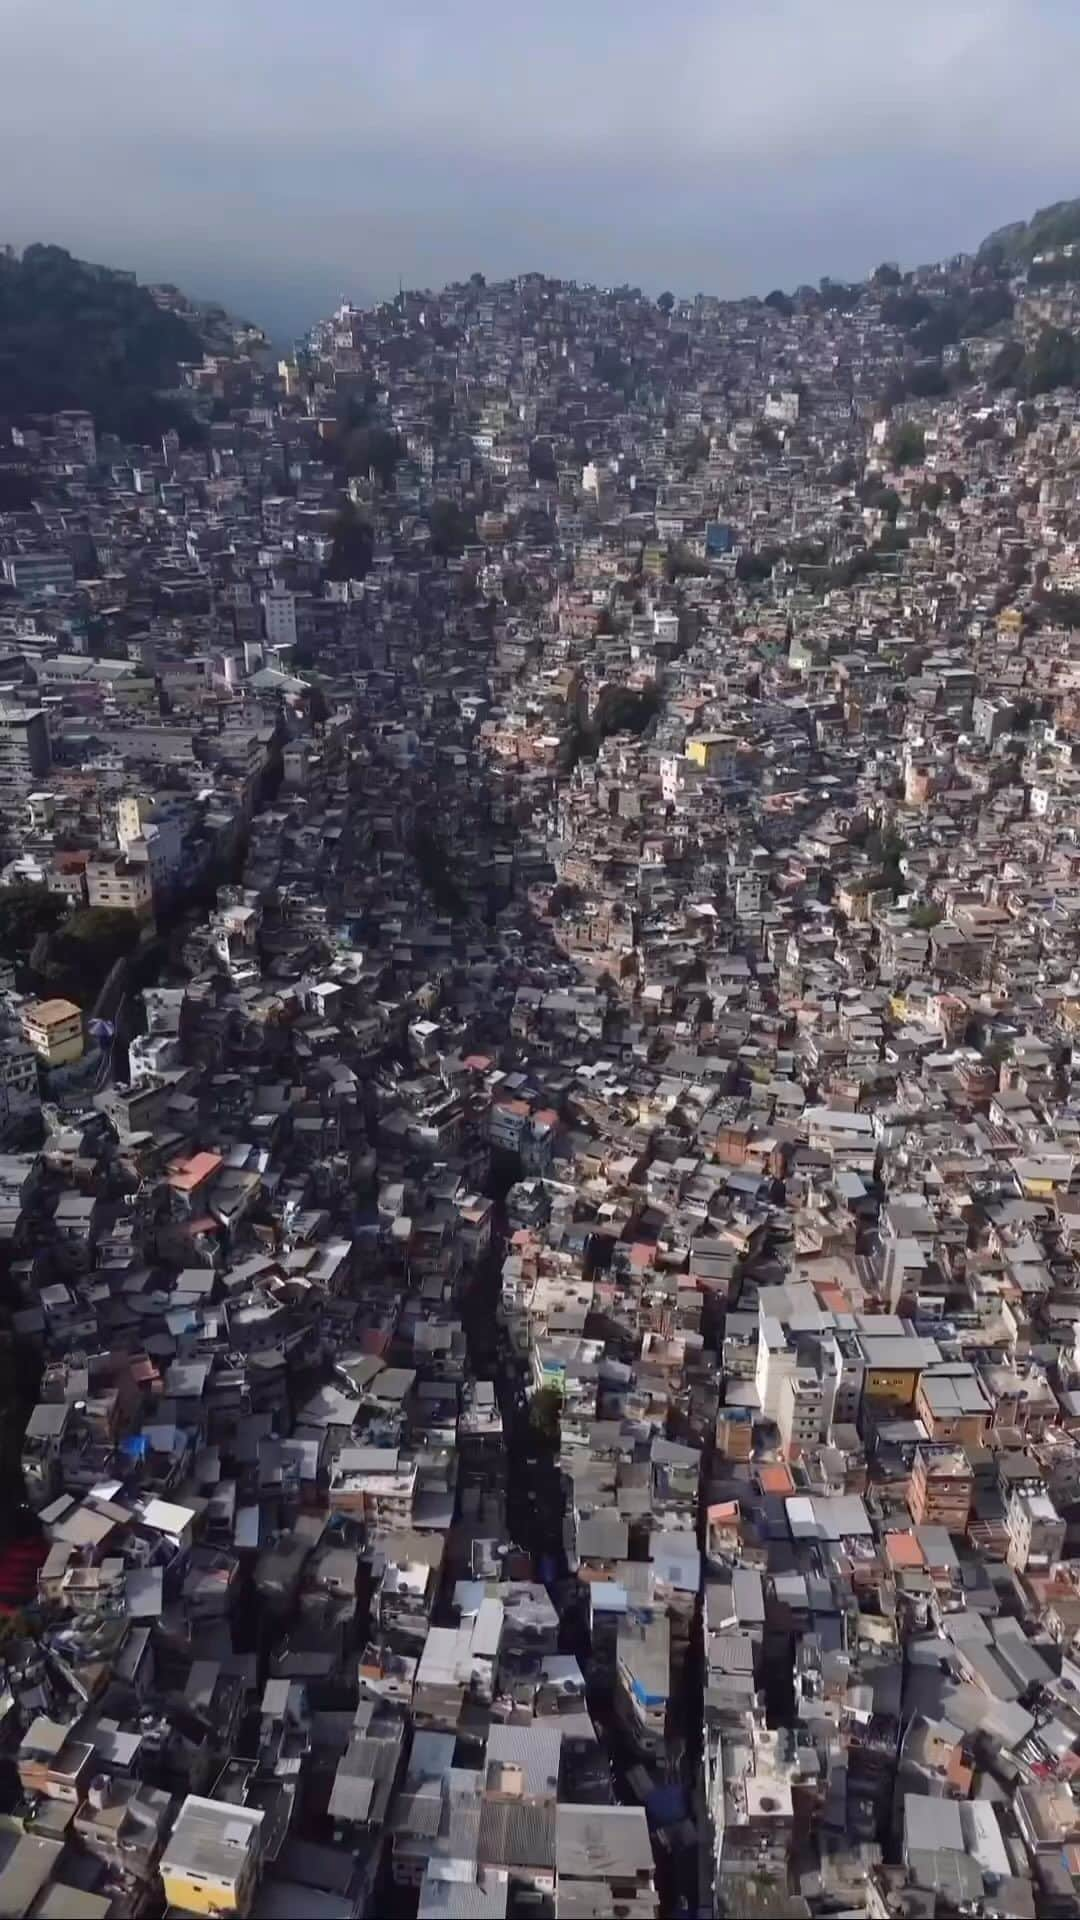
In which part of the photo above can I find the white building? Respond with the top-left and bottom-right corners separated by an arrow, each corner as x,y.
777,1369 -> 825,1456
262,588 -> 298,651
756,1315 -> 796,1423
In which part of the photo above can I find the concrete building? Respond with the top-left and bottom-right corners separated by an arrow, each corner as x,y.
20,998 -> 83,1066
159,1794 -> 264,1916
86,854 -> 155,920
0,705 -> 50,785
909,1445 -> 973,1532
1006,1487 -> 1066,1573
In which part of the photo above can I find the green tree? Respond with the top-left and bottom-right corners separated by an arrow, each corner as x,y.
0,243 -> 203,440
326,503 -> 374,582
594,344 -> 633,391
592,684 -> 661,739
1012,698 -> 1037,732
1028,257 -> 1076,288
736,546 -> 781,582
0,886 -> 66,972
1037,588 -> 1080,628
989,339 -> 1024,389
548,883 -> 582,918
429,499 -> 475,558
907,360 -> 948,398
881,291 -> 933,330
963,285 -> 1014,331
949,347 -> 972,386
667,544 -> 709,582
861,482 -> 901,520
528,1386 -> 562,1449
873,262 -> 902,286
819,277 -> 860,313
912,303 -> 961,355
889,422 -> 925,467
340,425 -> 401,488
657,291 -> 675,315
0,473 -> 34,511
763,289 -> 794,317
36,906 -> 141,1005
866,827 -> 906,894
59,907 -> 140,962
981,198 -> 1080,267
410,822 -> 467,918
1024,326 -> 1080,396
529,439 -> 557,482
912,480 -> 944,513
978,238 -> 1009,274
829,549 -> 875,588
909,903 -> 942,930
302,683 -> 330,727
564,685 -> 661,767
0,1329 -> 38,1516
876,828 -> 906,867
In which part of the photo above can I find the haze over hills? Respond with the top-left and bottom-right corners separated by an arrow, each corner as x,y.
8,140 -> 1080,1920
5,195 -> 1080,447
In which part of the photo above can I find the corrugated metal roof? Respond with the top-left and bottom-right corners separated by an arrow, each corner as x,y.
477,1797 -> 556,1870
487,1724 -> 562,1797
555,1804 -> 655,1877
903,1792 -> 963,1853
390,1792 -> 443,1840
417,1866 -> 508,1919
576,1513 -> 628,1559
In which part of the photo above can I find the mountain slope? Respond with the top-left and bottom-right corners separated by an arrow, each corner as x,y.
980,197 -> 1080,264
0,243 -> 204,442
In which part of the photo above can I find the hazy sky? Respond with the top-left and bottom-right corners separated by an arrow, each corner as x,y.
3,0 -> 1079,338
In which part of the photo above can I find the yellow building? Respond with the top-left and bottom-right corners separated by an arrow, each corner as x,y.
20,998 -> 84,1066
863,1366 -> 920,1410
116,793 -> 154,846
686,732 -> 736,776
858,1332 -> 941,1416
837,883 -> 874,924
159,1794 -> 263,1916
1013,1155 -> 1074,1199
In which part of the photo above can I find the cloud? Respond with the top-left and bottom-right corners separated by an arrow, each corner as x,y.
2,0 -> 1079,330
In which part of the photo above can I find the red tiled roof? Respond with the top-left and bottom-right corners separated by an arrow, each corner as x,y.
885,1532 -> 926,1569
758,1464 -> 796,1495
166,1151 -> 223,1192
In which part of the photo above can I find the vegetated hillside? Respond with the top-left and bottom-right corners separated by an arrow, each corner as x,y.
980,197 -> 1080,265
0,243 -> 204,442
